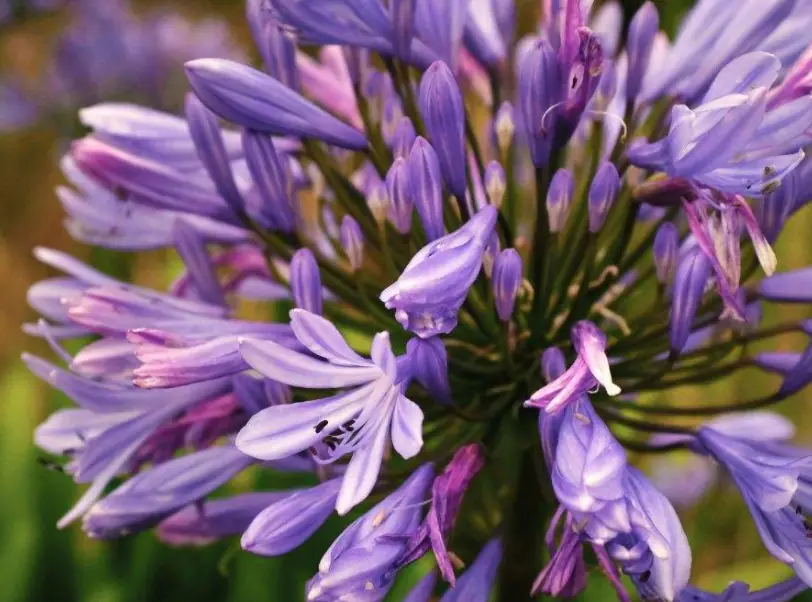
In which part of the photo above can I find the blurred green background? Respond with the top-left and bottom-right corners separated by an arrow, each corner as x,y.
1,1 -> 811,600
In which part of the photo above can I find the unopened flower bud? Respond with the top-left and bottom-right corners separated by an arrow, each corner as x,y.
392,116 -> 417,159
340,216 -> 364,272
588,162 -> 620,232
367,181 -> 390,225
492,249 -> 523,321
653,222 -> 679,283
519,39 -> 560,168
419,61 -> 467,201
386,157 -> 414,234
547,168 -> 574,233
290,248 -> 323,315
493,101 -> 516,154
541,347 -> 567,382
408,137 -> 445,241
484,161 -> 506,209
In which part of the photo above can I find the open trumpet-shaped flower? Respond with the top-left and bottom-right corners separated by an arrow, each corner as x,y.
237,309 -> 423,514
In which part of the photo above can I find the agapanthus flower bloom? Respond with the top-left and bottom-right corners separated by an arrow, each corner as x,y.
23,0 -> 812,600
0,0 -> 243,132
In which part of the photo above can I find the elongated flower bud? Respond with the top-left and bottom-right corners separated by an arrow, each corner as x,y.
392,116 -> 417,159
541,347 -> 567,382
484,161 -> 506,209
492,249 -> 522,321
185,93 -> 244,214
588,162 -> 620,232
653,222 -> 679,283
406,337 -> 453,404
408,137 -> 445,241
547,168 -> 574,233
185,59 -> 368,150
670,246 -> 711,355
242,130 -> 295,232
419,61 -> 467,201
290,248 -> 322,315
173,221 -> 225,307
626,2 -> 659,101
340,216 -> 364,272
386,157 -> 414,234
519,39 -> 561,167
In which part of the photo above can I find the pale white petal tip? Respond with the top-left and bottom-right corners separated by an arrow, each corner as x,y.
605,383 -> 622,396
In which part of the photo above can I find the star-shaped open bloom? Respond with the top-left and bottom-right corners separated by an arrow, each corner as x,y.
237,309 -> 424,514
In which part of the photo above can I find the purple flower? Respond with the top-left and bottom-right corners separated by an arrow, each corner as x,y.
607,467 -> 692,601
630,52 -> 806,196
547,168 -> 575,233
241,478 -> 341,556
653,222 -> 679,284
588,161 -> 620,232
306,464 -> 434,602
242,130 -> 296,232
438,538 -> 502,602
158,492 -> 286,546
406,337 -> 453,404
670,244 -> 712,356
380,206 -> 497,338
625,2 -> 659,101
694,423 -> 812,586
492,248 -> 523,321
464,0 -> 507,68
339,216 -> 364,272
269,0 -> 436,68
290,248 -> 324,315
413,0 -> 467,72
518,38 -> 561,167
532,510 -> 587,597
418,61 -> 467,202
83,444 -> 253,538
27,351 -> 233,528
759,266 -> 812,303
399,444 -> 485,584
526,321 -> 621,413
641,0 -> 796,102
402,572 -> 437,602
550,398 -> 630,542
408,137 -> 446,241
237,310 -> 424,514
677,577 -> 806,602
185,59 -> 368,150
386,157 -> 414,234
